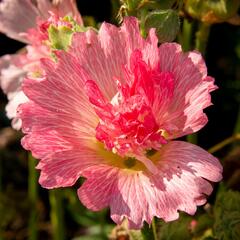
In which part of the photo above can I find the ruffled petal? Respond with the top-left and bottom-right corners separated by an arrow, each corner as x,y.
0,54 -> 26,94
0,0 -> 82,42
157,43 -> 217,138
158,141 -> 222,182
20,51 -> 98,155
69,17 -> 159,100
18,51 -> 103,188
0,54 -> 28,129
78,141 -> 222,229
0,0 -> 38,42
37,150 -> 102,189
6,91 -> 28,130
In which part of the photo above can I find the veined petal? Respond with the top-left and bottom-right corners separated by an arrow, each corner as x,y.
69,17 -> 159,100
0,54 -> 28,129
18,16 -> 222,230
6,91 -> 28,130
157,43 -> 217,138
0,54 -> 26,95
0,0 -> 82,42
20,51 -> 98,158
78,141 -> 222,229
158,141 -> 222,182
37,150 -> 102,189
0,0 -> 38,42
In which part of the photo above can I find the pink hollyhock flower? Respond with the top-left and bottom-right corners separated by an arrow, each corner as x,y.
0,0 -> 82,129
19,17 -> 222,229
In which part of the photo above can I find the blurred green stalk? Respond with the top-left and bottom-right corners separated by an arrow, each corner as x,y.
0,151 -> 2,193
28,153 -> 38,240
49,189 -> 66,240
195,22 -> 211,56
234,106 -> 240,134
181,18 -> 193,52
151,218 -> 158,240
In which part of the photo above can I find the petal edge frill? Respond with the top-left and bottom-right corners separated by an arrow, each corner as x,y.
69,17 -> 159,100
78,141 -> 222,229
157,43 -> 217,139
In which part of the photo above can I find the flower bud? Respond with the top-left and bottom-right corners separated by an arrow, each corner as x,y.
185,0 -> 240,24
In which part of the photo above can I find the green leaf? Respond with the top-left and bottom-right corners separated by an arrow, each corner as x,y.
193,213 -> 214,237
158,214 -> 192,240
213,190 -> 240,240
141,222 -> 154,240
129,229 -> 144,240
144,9 -> 180,43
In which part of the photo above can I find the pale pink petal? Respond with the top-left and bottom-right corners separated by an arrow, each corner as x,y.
48,0 -> 83,25
157,43 -> 217,138
20,101 -> 102,188
0,54 -> 28,129
37,150 -> 102,189
0,54 -> 26,94
158,141 -> 222,182
19,51 -> 101,187
0,0 -> 38,42
69,17 -> 159,100
17,16 -> 222,230
6,91 -> 28,130
22,52 -> 97,128
78,141 -> 222,229
20,51 -> 98,152
0,0 -> 82,42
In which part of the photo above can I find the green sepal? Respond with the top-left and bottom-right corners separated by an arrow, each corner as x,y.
48,25 -> 74,51
47,16 -> 88,51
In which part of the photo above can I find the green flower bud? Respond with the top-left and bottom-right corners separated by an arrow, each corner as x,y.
185,0 -> 240,24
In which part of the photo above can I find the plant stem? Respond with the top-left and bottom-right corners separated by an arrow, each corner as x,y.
28,153 -> 38,240
195,22 -> 211,54
234,106 -> 240,134
186,133 -> 198,144
151,218 -> 158,240
181,18 -> 193,51
208,134 -> 240,154
140,8 -> 148,37
49,189 -> 65,240
0,152 -> 2,194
